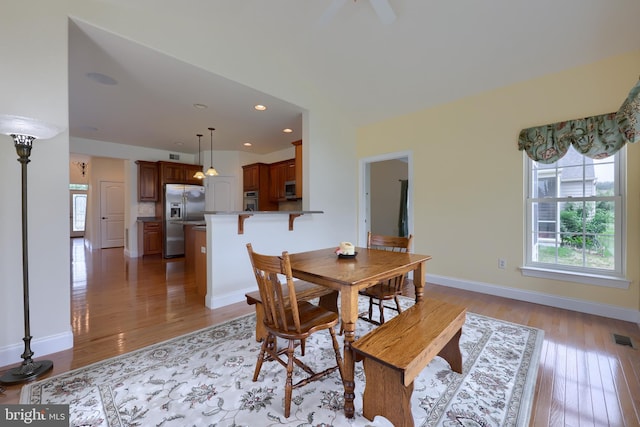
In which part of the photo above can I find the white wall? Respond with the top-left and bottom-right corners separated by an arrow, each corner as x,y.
0,1 -> 357,366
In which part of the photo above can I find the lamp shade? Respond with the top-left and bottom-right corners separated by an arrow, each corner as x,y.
0,114 -> 63,139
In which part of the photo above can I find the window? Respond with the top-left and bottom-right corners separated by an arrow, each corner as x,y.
523,145 -> 628,288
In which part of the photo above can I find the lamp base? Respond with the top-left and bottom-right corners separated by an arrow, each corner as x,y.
0,359 -> 53,385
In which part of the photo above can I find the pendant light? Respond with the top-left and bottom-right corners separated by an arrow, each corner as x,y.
205,127 -> 219,176
193,133 -> 205,179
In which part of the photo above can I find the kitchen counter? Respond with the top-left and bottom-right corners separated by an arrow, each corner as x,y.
203,210 -> 324,234
136,216 -> 161,222
169,220 -> 206,226
203,210 -> 323,215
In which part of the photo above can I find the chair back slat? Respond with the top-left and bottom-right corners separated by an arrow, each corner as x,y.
247,244 -> 302,334
367,232 -> 413,290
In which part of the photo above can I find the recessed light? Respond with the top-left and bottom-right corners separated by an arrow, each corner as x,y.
86,72 -> 117,85
283,128 -> 293,133
243,142 -> 252,147
175,141 -> 184,146
193,103 -> 208,109
254,104 -> 267,111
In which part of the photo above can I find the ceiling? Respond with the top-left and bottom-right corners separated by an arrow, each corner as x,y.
69,0 -> 640,156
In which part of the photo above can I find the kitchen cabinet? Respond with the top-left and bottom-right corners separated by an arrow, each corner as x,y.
184,164 -> 205,185
269,158 -> 295,201
242,163 -> 277,210
242,163 -> 261,191
158,161 -> 204,185
292,140 -> 302,198
194,227 -> 207,300
136,161 -> 159,201
138,220 -> 162,255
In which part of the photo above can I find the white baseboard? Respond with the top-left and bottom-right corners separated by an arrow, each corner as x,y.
205,287 -> 254,309
0,330 -> 74,368
428,274 -> 640,324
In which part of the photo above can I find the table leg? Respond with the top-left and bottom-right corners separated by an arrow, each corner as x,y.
413,261 -> 425,303
340,287 -> 358,418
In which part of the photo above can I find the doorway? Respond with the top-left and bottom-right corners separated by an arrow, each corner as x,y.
100,181 -> 125,248
359,151 -> 412,245
69,189 -> 87,237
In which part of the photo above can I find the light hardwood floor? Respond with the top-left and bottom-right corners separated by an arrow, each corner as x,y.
1,239 -> 639,426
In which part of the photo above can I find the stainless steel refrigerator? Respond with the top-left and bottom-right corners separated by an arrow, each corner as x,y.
164,184 -> 205,258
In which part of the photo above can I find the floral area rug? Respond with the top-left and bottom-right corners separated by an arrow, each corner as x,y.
20,296 -> 543,426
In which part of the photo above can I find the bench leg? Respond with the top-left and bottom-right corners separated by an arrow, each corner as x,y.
361,358 -> 415,427
437,327 -> 463,374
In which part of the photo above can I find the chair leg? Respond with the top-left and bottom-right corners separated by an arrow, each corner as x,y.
284,339 -> 296,418
368,297 -> 374,321
300,338 -> 306,356
253,333 -> 272,381
378,298 -> 385,324
329,328 -> 344,381
394,295 -> 403,313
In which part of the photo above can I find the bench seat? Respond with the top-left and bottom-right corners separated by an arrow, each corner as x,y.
352,298 -> 466,427
245,281 -> 338,342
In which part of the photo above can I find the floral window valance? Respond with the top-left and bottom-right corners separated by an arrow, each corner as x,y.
518,79 -> 640,164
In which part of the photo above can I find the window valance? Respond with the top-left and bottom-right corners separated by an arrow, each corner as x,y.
518,80 -> 639,164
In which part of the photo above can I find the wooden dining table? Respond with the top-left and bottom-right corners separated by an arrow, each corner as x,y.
288,246 -> 432,419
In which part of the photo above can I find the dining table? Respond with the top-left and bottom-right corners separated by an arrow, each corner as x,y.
288,246 -> 432,419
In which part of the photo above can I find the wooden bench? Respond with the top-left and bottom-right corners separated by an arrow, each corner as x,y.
351,298 -> 466,427
245,281 -> 338,342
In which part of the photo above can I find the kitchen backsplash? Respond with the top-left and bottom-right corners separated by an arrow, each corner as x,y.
138,202 -> 156,217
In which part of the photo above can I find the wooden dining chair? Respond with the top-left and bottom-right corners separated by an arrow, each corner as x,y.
359,232 -> 413,325
246,243 -> 344,418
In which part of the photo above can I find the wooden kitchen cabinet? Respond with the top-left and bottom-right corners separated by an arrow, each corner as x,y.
269,158 -> 295,201
159,161 -> 184,183
136,160 -> 159,201
194,227 -> 207,300
242,163 -> 261,191
292,140 -> 302,198
184,164 -> 205,185
138,221 -> 163,255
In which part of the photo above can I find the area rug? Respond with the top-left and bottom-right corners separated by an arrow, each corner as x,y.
20,297 -> 543,426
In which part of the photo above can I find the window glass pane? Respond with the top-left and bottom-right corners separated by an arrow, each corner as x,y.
525,145 -> 622,278
72,194 -> 87,232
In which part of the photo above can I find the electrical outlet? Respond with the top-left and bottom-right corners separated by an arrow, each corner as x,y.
498,258 -> 506,269
200,246 -> 206,254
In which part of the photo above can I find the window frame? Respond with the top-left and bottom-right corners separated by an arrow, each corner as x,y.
521,147 -> 630,289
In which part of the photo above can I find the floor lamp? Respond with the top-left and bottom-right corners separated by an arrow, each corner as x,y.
0,114 -> 62,385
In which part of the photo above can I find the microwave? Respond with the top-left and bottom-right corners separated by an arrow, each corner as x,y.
284,180 -> 296,198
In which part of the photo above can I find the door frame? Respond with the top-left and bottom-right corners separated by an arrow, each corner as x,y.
358,151 -> 413,246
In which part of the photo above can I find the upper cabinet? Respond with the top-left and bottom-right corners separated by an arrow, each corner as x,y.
158,161 -> 204,186
242,163 -> 277,210
269,158 -> 296,201
136,161 -> 159,201
136,160 -> 204,201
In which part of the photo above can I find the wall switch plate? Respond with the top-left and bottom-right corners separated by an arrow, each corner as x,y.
498,258 -> 506,269
200,246 -> 206,254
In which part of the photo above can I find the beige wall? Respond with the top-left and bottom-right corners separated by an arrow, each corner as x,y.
357,51 -> 640,314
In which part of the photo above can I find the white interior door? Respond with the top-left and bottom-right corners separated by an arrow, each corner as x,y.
100,181 -> 125,248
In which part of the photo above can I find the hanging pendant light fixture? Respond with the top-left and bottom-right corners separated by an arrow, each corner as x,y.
205,127 -> 219,176
193,133 -> 205,179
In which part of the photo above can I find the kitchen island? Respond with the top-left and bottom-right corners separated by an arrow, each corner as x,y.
201,210 -> 327,309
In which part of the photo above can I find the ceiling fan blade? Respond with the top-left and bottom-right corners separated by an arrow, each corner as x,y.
318,0 -> 348,26
369,0 -> 396,25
